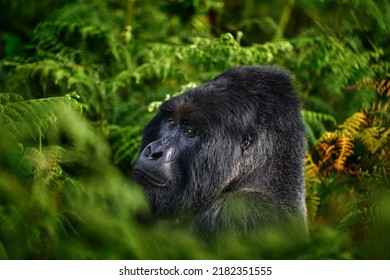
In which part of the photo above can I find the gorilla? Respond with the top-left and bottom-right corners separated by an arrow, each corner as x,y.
133,66 -> 308,240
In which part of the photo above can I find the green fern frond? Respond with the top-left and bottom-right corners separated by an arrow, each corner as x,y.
303,96 -> 339,120
117,33 -> 294,88
23,146 -> 66,184
304,154 -> 321,225
302,110 -> 337,126
376,129 -> 390,150
358,126 -> 381,153
0,94 -> 81,143
0,93 -> 24,104
303,121 -> 317,148
301,107 -> 337,146
359,126 -> 390,153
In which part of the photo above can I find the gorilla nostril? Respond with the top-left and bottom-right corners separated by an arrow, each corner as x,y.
149,151 -> 163,160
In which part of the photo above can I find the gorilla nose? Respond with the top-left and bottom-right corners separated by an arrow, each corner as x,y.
143,144 -> 164,160
141,140 -> 176,164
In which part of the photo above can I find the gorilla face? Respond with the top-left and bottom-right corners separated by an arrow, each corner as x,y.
133,66 -> 307,237
132,91 -> 229,217
133,116 -> 200,188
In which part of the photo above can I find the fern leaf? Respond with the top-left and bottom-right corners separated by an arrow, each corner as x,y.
320,131 -> 338,142
318,142 -> 336,171
303,121 -> 317,147
304,154 -> 321,224
334,135 -> 354,172
359,126 -> 381,153
0,93 -> 24,104
305,154 -> 321,184
23,146 -> 66,185
302,110 -> 337,127
376,129 -> 390,150
0,94 -> 81,142
302,110 -> 338,145
338,112 -> 367,138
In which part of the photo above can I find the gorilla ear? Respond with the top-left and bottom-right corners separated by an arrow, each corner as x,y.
240,135 -> 253,152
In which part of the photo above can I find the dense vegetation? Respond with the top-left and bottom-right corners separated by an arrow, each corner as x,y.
0,0 -> 389,259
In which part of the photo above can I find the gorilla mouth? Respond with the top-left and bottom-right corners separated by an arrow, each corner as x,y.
133,168 -> 167,188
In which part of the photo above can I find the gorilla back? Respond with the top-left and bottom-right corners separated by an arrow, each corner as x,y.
133,66 -> 308,240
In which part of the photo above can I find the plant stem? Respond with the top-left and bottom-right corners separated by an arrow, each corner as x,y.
279,0 -> 295,37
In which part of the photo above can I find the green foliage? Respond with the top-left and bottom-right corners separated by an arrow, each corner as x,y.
0,98 -> 209,259
0,93 -> 81,144
0,0 -> 389,259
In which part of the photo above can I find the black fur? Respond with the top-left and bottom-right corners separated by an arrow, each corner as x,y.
133,66 -> 308,239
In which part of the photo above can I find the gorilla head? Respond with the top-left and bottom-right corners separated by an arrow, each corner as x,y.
133,66 -> 307,239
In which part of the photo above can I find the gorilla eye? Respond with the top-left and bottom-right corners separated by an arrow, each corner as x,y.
185,128 -> 196,137
168,119 -> 177,127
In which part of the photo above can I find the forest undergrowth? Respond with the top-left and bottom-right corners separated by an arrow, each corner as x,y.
0,0 -> 389,259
